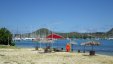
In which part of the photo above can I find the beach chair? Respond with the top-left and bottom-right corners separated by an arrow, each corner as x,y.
44,46 -> 52,53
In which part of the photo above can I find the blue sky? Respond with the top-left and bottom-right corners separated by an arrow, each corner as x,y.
0,0 -> 113,33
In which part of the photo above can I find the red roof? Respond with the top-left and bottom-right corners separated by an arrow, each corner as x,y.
46,33 -> 63,39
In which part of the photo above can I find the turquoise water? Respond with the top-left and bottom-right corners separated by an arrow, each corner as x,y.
15,39 -> 113,56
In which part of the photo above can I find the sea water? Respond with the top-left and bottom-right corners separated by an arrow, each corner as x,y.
15,39 -> 113,56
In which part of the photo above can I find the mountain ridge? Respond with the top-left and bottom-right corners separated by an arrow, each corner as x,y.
15,28 -> 113,38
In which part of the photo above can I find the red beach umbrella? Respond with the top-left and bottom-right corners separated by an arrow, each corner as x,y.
46,33 -> 63,39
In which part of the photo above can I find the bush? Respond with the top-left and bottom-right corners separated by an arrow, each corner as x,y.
10,42 -> 15,46
0,28 -> 14,46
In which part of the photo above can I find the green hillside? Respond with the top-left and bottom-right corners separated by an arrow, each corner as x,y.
15,28 -> 113,39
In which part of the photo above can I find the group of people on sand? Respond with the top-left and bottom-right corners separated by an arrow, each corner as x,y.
43,43 -> 71,53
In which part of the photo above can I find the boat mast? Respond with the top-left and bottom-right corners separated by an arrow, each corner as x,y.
39,28 -> 41,48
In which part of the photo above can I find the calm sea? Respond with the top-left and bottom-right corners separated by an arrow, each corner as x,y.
15,39 -> 113,56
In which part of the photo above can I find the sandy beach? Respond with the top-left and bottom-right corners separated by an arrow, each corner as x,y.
0,48 -> 113,64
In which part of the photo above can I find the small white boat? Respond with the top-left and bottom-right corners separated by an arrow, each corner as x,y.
69,40 -> 77,45
39,38 -> 54,43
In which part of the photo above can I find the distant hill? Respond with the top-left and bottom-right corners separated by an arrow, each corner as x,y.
29,28 -> 52,38
32,28 -> 52,35
107,28 -> 113,34
15,28 -> 113,38
15,28 -> 52,38
106,28 -> 113,38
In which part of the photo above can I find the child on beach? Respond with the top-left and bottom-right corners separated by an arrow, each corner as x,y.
66,43 -> 71,52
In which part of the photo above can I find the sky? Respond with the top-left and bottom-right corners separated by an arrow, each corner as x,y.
0,0 -> 113,33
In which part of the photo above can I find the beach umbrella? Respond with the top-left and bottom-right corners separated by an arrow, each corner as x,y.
39,38 -> 54,48
81,41 -> 100,55
84,41 -> 100,51
46,33 -> 63,39
46,33 -> 64,50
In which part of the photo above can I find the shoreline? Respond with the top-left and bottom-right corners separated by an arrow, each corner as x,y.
1,45 -> 113,56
